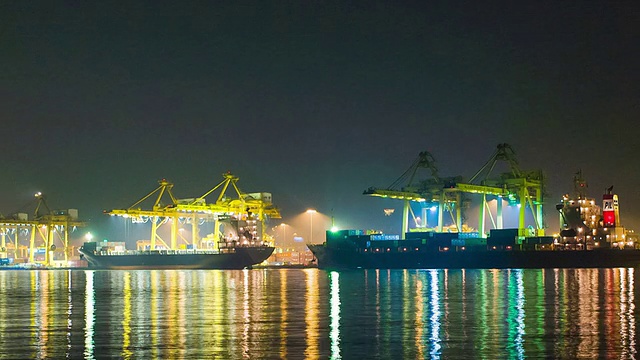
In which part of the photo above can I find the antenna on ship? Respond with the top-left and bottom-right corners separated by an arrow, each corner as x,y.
573,169 -> 588,199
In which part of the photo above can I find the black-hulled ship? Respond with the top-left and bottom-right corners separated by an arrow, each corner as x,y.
310,173 -> 640,269
80,214 -> 276,269
79,242 -> 274,270
308,229 -> 640,269
80,174 -> 280,270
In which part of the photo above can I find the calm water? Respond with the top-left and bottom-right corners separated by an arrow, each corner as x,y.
0,268 -> 637,359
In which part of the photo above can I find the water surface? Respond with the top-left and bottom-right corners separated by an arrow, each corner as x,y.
0,268 -> 637,359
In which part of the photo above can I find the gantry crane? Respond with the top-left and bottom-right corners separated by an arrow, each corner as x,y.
188,172 -> 281,245
364,151 -> 462,238
105,173 -> 281,250
106,179 -> 182,250
365,144 -> 544,239
0,192 -> 86,266
467,143 -> 544,237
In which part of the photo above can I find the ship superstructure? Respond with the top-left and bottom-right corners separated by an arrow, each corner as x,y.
556,170 -> 634,249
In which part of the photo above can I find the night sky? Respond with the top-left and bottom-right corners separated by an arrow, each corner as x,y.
1,1 -> 638,242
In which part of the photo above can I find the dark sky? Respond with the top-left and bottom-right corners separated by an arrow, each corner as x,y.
1,1 -> 639,241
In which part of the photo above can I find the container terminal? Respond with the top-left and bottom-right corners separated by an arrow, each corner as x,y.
1,144 -> 638,269
310,144 -> 640,269
1,173 -> 280,269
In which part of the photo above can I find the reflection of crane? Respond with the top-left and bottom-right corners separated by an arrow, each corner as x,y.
106,173 -> 280,250
0,192 -> 86,266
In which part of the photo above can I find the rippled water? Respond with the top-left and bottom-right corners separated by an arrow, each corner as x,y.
0,268 -> 637,359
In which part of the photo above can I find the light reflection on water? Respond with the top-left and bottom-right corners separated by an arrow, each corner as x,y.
329,271 -> 340,360
429,269 -> 441,359
0,268 -> 638,359
84,270 -> 94,359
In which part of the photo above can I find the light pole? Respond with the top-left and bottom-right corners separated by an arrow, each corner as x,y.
306,209 -> 316,243
280,223 -> 287,249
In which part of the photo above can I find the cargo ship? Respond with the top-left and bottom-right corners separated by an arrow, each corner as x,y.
309,174 -> 640,269
308,230 -> 640,269
79,174 -> 280,269
79,212 -> 276,269
79,242 -> 274,270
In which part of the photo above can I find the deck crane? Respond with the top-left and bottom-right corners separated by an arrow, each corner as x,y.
0,192 -> 86,266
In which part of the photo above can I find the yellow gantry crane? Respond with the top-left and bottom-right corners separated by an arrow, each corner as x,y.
105,173 -> 281,250
0,192 -> 86,266
107,179 -> 182,250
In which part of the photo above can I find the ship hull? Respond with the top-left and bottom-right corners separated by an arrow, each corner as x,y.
309,245 -> 640,269
79,247 -> 275,270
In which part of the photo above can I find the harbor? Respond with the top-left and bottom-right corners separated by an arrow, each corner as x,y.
1,144 -> 637,270
3,1 -> 638,358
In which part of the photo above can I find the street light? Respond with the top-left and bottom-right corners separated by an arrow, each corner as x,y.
280,223 -> 287,249
306,209 -> 317,243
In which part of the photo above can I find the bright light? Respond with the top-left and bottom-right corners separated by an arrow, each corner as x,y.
85,232 -> 94,241
306,209 -> 317,214
429,206 -> 437,211
331,226 -> 339,232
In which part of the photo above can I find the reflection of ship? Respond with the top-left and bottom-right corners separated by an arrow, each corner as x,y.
80,173 -> 280,269
310,171 -> 640,269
